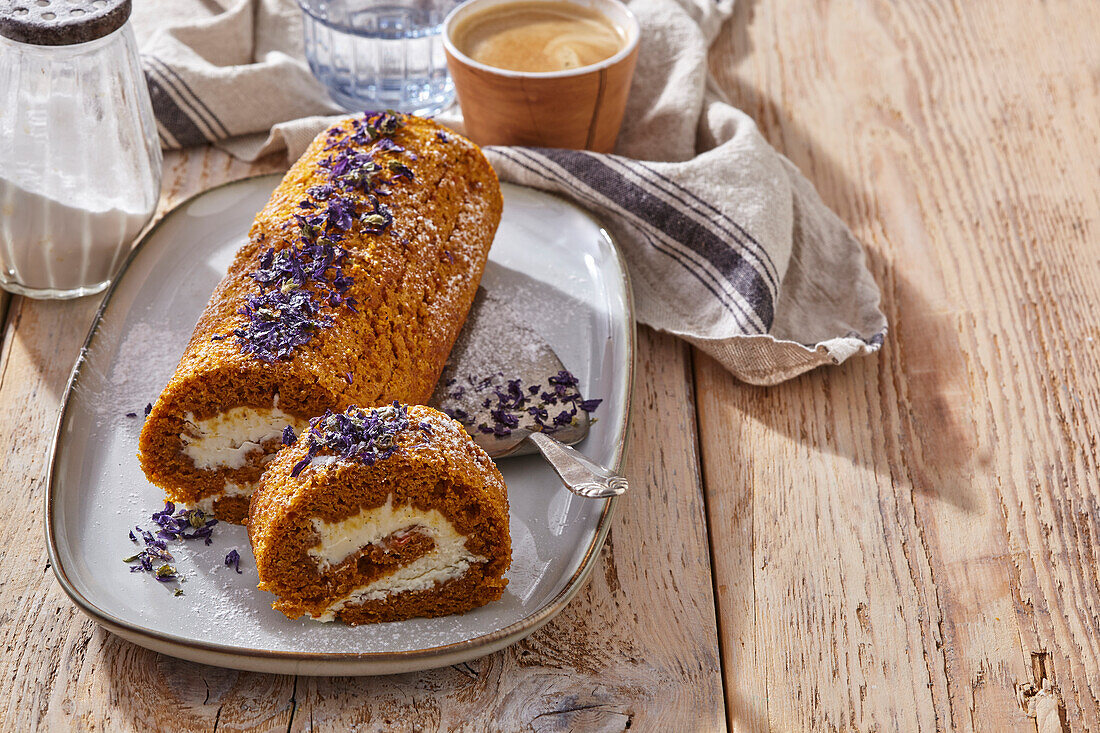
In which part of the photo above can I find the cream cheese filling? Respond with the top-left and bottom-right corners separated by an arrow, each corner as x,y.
180,399 -> 306,471
306,494 -> 486,622
191,481 -> 255,514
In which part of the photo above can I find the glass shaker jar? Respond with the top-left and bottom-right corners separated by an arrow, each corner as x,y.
0,0 -> 161,299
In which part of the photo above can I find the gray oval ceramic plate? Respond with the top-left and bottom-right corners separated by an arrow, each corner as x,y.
46,176 -> 634,676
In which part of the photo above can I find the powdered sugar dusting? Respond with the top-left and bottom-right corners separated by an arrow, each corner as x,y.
429,284 -> 596,450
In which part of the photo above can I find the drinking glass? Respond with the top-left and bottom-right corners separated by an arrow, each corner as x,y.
298,0 -> 462,115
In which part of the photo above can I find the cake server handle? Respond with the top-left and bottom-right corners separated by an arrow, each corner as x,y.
526,432 -> 628,499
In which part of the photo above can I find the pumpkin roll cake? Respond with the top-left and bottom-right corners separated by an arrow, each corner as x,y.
137,113 -> 502,523
249,403 -> 511,624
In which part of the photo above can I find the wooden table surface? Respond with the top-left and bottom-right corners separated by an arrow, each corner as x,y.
2,1 -> 1098,730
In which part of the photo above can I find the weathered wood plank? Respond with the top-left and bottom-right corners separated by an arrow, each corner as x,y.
703,0 -> 1100,729
0,291 -> 9,336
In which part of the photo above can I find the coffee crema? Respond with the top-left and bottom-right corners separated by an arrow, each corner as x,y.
452,1 -> 626,73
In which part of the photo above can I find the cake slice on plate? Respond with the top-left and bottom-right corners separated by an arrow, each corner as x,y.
248,403 -> 511,624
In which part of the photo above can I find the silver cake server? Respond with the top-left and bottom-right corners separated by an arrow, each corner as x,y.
429,273 -> 628,500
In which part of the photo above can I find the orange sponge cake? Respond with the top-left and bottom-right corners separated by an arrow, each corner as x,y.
137,113 -> 502,523
249,403 -> 511,624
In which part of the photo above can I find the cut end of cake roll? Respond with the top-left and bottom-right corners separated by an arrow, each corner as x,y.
248,404 -> 511,624
137,113 -> 502,524
138,377 -> 315,523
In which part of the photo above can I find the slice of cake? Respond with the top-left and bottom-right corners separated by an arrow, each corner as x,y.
248,403 -> 511,624
137,112 -> 502,523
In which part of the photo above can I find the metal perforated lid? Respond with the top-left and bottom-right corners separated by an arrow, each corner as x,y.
0,0 -> 130,46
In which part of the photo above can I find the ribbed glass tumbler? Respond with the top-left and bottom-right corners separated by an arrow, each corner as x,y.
298,0 -> 461,116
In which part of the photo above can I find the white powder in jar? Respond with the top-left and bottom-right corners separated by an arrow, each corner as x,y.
0,176 -> 150,294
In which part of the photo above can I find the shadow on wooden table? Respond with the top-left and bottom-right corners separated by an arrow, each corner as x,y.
724,247 -> 985,512
709,0 -> 988,512
3,296 -> 103,403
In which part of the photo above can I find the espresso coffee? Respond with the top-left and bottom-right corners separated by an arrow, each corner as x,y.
452,1 -> 626,73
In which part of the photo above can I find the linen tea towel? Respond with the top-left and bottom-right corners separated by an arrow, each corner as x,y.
132,0 -> 887,385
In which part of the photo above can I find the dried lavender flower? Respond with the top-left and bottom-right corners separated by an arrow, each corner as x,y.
438,368 -> 602,436
225,549 -> 242,574
291,402 -> 420,476
233,111 -> 414,362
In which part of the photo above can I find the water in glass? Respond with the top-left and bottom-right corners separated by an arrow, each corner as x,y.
299,0 -> 461,115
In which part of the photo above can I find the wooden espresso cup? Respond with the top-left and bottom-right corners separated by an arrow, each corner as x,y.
442,0 -> 640,153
